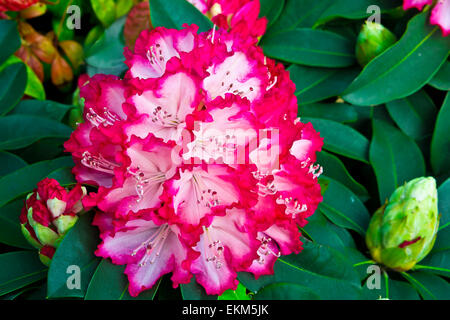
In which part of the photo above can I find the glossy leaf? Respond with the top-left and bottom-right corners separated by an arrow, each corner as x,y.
0,63 -> 27,116
302,117 -> 370,163
298,103 -> 358,123
0,199 -> 32,249
150,0 -> 213,32
319,179 -> 370,235
0,151 -> 27,177
47,213 -> 100,299
386,90 -> 437,141
10,100 -> 72,121
431,92 -> 450,176
370,119 -> 425,203
261,29 -> 355,67
180,277 -> 217,300
0,157 -> 73,207
343,13 -> 450,106
85,259 -> 160,300
218,283 -> 250,300
437,178 -> 450,230
316,151 -> 369,200
259,0 -> 285,27
289,65 -> 359,105
0,251 -> 47,296
0,20 -> 21,65
253,283 -> 320,300
403,272 -> 450,300
0,115 -> 72,150
429,61 -> 450,91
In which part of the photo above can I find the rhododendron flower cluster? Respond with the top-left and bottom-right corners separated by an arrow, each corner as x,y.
20,178 -> 86,265
65,24 -> 323,296
187,0 -> 267,41
403,0 -> 450,36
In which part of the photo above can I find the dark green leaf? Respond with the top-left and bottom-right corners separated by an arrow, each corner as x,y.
150,0 -> 213,32
386,90 -> 437,141
343,13 -> 450,106
259,0 -> 285,27
403,272 -> 450,300
0,63 -> 27,115
0,151 -> 27,177
0,199 -> 32,249
0,251 -> 47,296
289,65 -> 359,105
431,92 -> 450,176
180,277 -> 217,300
0,115 -> 72,150
298,103 -> 358,123
429,61 -> 450,91
370,119 -> 425,203
47,213 -> 100,299
0,157 -> 73,207
418,250 -> 450,278
319,178 -> 370,235
316,0 -> 402,26
316,151 -> 369,200
10,100 -> 72,121
438,178 -> 450,230
47,167 -> 76,186
85,259 -> 160,300
0,20 -> 21,65
302,117 -> 370,163
261,29 -> 355,67
253,283 -> 320,300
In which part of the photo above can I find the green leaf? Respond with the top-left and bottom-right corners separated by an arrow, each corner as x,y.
432,224 -> 450,253
0,20 -> 21,65
370,119 -> 425,203
10,100 -> 72,121
0,157 -> 73,208
259,0 -> 285,27
91,0 -> 117,27
316,0 -> 402,26
85,259 -> 160,300
418,251 -> 450,278
86,17 -> 127,76
402,272 -> 450,300
238,242 -> 362,299
0,63 -> 27,115
180,277 -> 217,300
386,90 -> 437,141
0,115 -> 72,150
261,29 -> 355,67
0,199 -> 32,249
150,0 -> 213,32
0,251 -> 47,296
47,213 -> 100,299
0,56 -> 45,100
289,65 -> 359,105
343,12 -> 450,106
302,117 -> 370,163
218,283 -> 250,300
319,178 -> 370,235
429,61 -> 450,91
303,210 -> 356,251
431,92 -> 450,176
47,167 -> 76,186
437,178 -> 450,230
253,283 -> 320,300
0,151 -> 27,177
298,103 -> 358,123
264,0 -> 332,36
316,151 -> 369,200
362,277 -> 420,300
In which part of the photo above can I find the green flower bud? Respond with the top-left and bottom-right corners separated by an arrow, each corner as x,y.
366,177 -> 439,271
355,21 -> 397,67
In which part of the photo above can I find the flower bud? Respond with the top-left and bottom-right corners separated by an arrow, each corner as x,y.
366,177 -> 439,271
20,178 -> 87,265
355,21 -> 397,67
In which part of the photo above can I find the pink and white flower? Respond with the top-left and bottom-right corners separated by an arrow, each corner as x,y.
402,0 -> 450,36
65,24 -> 323,296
